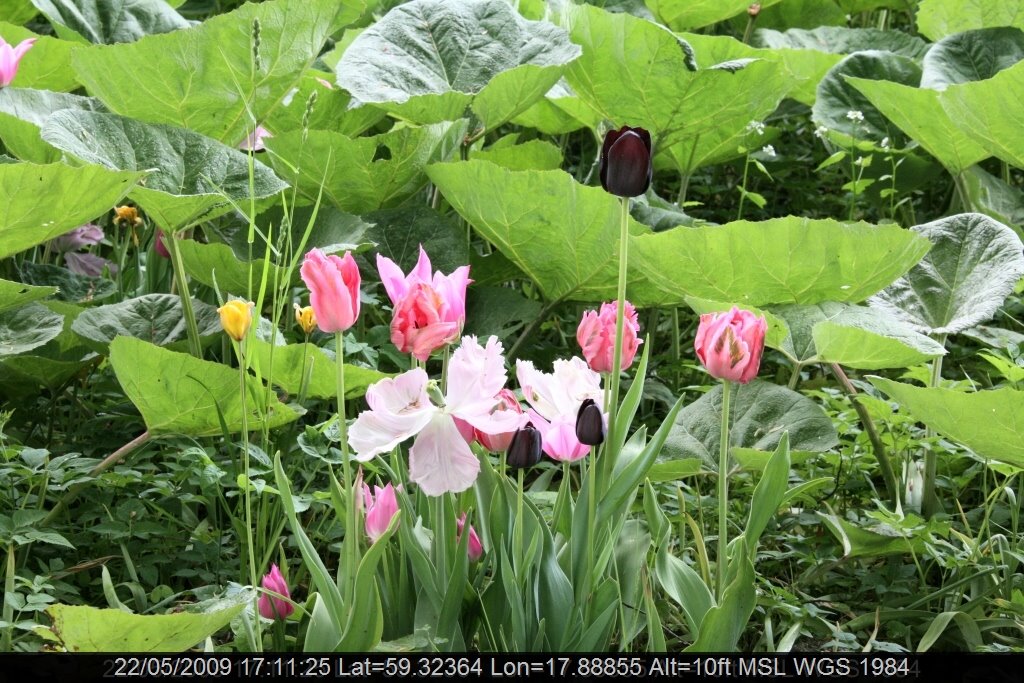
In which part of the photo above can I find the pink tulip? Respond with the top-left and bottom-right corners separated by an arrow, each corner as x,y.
154,229 -> 170,259
239,125 -> 272,152
452,389 -> 525,452
257,564 -> 294,620
0,36 -> 35,87
65,252 -> 118,277
377,245 -> 471,338
300,248 -> 360,333
576,301 -> 642,373
456,513 -> 483,562
694,306 -> 767,384
389,282 -> 460,362
49,224 -> 104,253
362,482 -> 399,543
516,357 -> 605,463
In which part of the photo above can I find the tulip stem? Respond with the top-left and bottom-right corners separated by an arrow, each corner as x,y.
716,379 -> 732,601
163,230 -> 203,359
3,544 -> 14,652
922,337 -> 947,518
603,196 -> 631,486
237,341 -> 261,651
335,331 -> 357,599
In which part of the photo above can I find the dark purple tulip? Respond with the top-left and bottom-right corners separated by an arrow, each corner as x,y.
575,398 -> 604,446
507,422 -> 542,469
600,126 -> 652,197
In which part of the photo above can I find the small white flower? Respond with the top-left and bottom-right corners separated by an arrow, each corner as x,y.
846,110 -> 865,123
761,145 -> 776,158
814,125 -> 829,140
746,120 -> 766,135
880,137 -> 890,150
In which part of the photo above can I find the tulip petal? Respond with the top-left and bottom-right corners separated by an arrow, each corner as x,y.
446,336 -> 509,417
348,368 -> 435,461
409,414 -> 481,496
376,253 -> 410,306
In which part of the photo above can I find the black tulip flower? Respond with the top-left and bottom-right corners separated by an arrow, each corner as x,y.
575,398 -> 605,446
600,126 -> 653,197
507,422 -> 543,469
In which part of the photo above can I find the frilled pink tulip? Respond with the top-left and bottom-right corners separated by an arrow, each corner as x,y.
389,282 -> 460,362
49,224 -> 103,253
577,301 -> 642,374
257,564 -> 294,620
363,482 -> 399,543
239,125 -> 272,152
154,230 -> 170,259
694,306 -> 767,384
454,389 -> 524,453
516,357 -> 605,463
0,36 -> 35,87
300,248 -> 360,333
456,513 -> 483,562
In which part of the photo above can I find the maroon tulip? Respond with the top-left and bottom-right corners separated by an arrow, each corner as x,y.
506,422 -> 542,469
600,126 -> 652,197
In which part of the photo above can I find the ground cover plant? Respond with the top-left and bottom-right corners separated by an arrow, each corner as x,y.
0,0 -> 1023,654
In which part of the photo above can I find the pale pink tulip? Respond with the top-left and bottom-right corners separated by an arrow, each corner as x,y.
576,301 -> 642,373
65,252 -> 118,277
300,248 -> 360,333
516,357 -> 605,463
257,564 -> 293,620
349,336 -> 528,496
239,125 -> 272,152
694,306 -> 767,384
363,482 -> 399,543
456,513 -> 483,562
0,36 -> 35,87
389,282 -> 460,361
49,224 -> 104,253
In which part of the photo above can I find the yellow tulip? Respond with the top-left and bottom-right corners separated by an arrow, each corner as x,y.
293,303 -> 317,335
218,300 -> 253,342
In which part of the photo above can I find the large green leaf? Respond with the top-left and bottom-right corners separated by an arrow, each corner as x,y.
335,0 -> 580,128
41,110 -> 287,230
870,213 -> 1024,335
510,79 -> 601,135
0,278 -> 55,315
262,71 -> 384,138
0,1 -> 37,24
108,336 -> 301,436
0,353 -> 92,396
364,204 -> 468,275
0,22 -> 78,91
755,26 -> 930,60
846,77 -> 989,174
663,380 -> 838,465
633,216 -> 931,306
939,60 -> 1024,169
870,378 -> 1024,469
813,51 -> 923,147
0,162 -> 140,259
44,602 -> 244,652
265,122 -> 463,214
921,27 -> 1024,90
175,239 -> 287,300
962,165 -> 1024,237
30,0 -> 189,44
248,340 -> 385,400
70,0 -> 356,143
0,302 -> 64,357
426,159 -> 663,304
563,4 -> 788,151
0,88 -> 104,163
70,294 -> 221,351
647,0 -> 781,30
917,0 -> 1024,41
18,262 -> 117,304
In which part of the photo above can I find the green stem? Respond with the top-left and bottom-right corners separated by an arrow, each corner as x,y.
603,196 -> 631,485
737,156 -> 750,221
923,336 -> 947,518
788,363 -> 802,390
2,544 -> 13,652
164,231 -> 203,359
717,379 -> 732,601
335,332 -> 357,599
238,341 -> 261,652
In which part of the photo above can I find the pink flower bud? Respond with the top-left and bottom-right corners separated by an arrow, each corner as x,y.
694,306 -> 767,384
257,564 -> 293,620
300,248 -> 361,333
0,36 -> 36,88
239,125 -> 272,152
456,513 -> 483,562
362,482 -> 399,543
576,301 -> 642,373
154,229 -> 170,259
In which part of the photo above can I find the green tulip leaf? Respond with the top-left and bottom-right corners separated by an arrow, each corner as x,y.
921,27 -> 1024,90
0,22 -> 78,91
813,51 -> 923,148
939,60 -> 1024,169
0,161 -> 141,259
248,340 -> 386,400
563,5 -> 789,152
70,0 -> 358,143
647,0 -> 781,30
30,0 -> 189,44
0,88 -> 104,163
664,380 -> 838,465
755,26 -> 929,59
870,213 -> 1024,335
18,262 -> 117,304
819,512 -> 932,558
41,110 -> 287,230
43,602 -> 244,653
633,216 -> 931,306
870,378 -> 1024,469
846,77 -> 989,174
0,278 -> 55,315
916,0 -> 1024,41
265,121 -> 463,214
108,336 -> 301,436
175,239 -> 287,300
70,294 -> 222,351
0,302 -> 64,357
426,159 -> 664,305
335,0 -> 581,128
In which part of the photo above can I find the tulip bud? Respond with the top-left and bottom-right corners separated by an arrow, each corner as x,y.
577,300 -> 642,373
575,399 -> 605,446
293,303 -> 317,335
506,422 -> 542,469
747,3 -> 761,17
257,564 -> 294,620
600,126 -> 653,197
363,482 -> 400,543
154,229 -> 170,259
0,37 -> 36,88
218,299 -> 254,342
694,306 -> 767,384
904,461 -> 925,514
456,513 -> 483,562
300,248 -> 361,333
